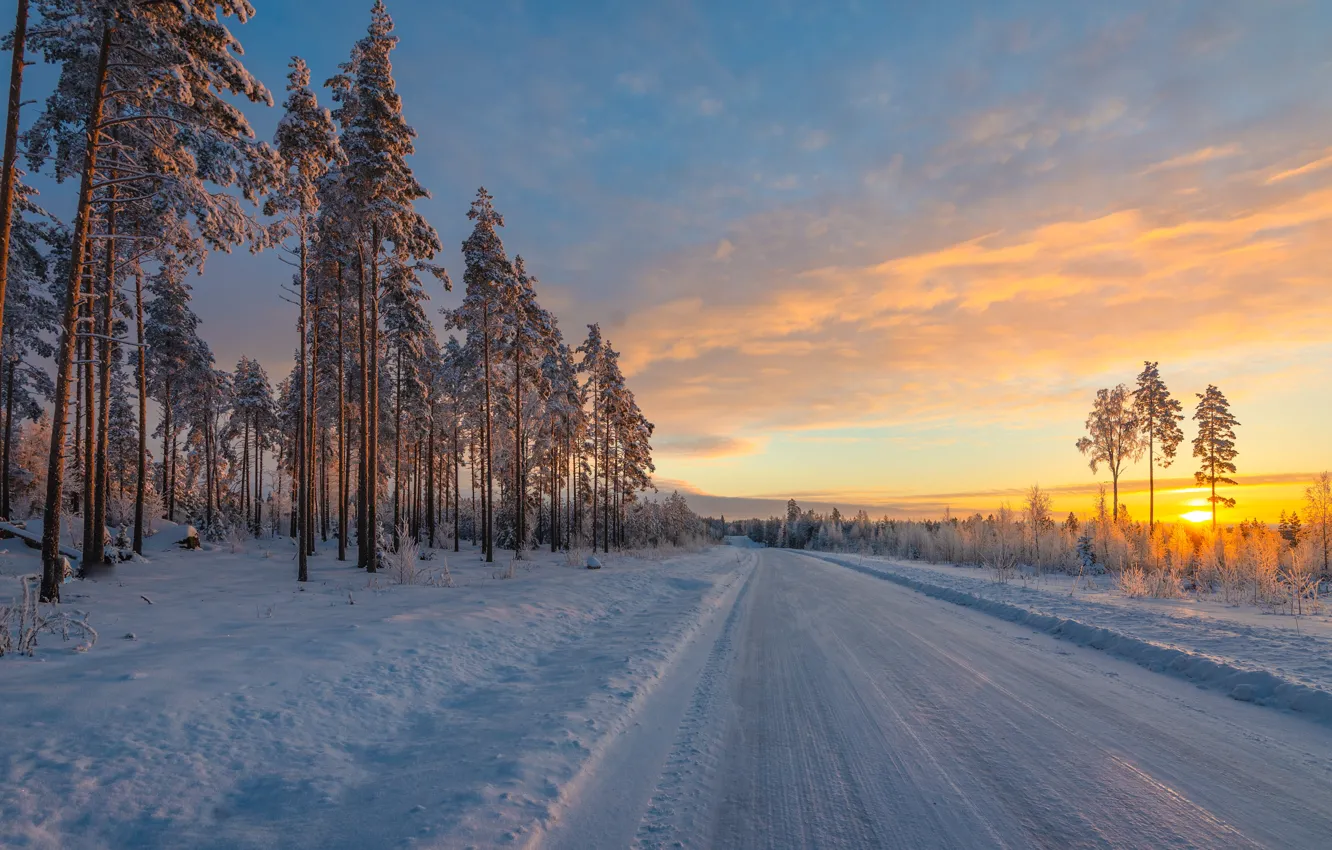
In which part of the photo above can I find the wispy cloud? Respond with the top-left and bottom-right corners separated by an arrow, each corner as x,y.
1266,148 -> 1332,184
655,435 -> 763,458
1141,143 -> 1243,175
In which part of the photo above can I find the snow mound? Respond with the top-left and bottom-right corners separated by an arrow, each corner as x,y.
813,553 -> 1332,725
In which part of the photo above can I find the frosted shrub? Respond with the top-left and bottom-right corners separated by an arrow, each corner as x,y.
1249,530 -> 1283,607
983,504 -> 1021,583
1165,525 -> 1194,578
0,576 -> 98,657
386,525 -> 422,585
1118,567 -> 1149,598
227,525 -> 249,555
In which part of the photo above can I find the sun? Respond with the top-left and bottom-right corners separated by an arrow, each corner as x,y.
1181,510 -> 1212,524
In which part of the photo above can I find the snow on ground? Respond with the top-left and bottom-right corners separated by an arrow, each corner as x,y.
0,532 -> 752,849
802,551 -> 1332,721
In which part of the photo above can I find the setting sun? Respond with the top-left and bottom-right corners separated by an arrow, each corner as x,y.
1181,510 -> 1214,524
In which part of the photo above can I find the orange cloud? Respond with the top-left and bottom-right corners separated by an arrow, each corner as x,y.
617,167 -> 1332,447
1140,143 -> 1243,174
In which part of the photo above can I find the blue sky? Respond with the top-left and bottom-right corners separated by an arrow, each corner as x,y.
8,0 -> 1332,520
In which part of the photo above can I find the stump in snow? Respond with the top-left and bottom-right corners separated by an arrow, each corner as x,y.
586,555 -> 602,570
177,526 -> 201,550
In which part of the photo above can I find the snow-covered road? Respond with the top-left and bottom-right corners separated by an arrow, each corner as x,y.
550,548 -> 1332,849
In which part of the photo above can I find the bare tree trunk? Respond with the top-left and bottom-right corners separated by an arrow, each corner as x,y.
40,22 -> 113,602
426,414 -> 435,548
482,301 -> 493,563
0,0 -> 30,359
393,342 -> 401,550
310,286 -> 321,552
296,225 -> 309,582
357,240 -> 373,570
336,263 -> 346,561
162,378 -> 172,522
369,228 -> 380,567
453,414 -> 460,552
90,181 -> 117,569
514,336 -> 523,558
254,426 -> 262,536
81,259 -> 95,565
2,361 -> 13,518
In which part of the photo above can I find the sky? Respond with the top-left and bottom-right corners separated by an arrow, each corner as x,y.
9,0 -> 1332,524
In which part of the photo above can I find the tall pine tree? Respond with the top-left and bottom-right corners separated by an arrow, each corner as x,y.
1132,361 -> 1184,529
1192,384 -> 1239,530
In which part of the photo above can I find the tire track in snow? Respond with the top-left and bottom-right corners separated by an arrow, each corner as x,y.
631,556 -> 757,848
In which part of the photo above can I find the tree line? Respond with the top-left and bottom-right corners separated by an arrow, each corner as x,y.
0,1 -> 657,603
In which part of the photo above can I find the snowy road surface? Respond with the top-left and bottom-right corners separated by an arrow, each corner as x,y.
545,548 -> 1332,849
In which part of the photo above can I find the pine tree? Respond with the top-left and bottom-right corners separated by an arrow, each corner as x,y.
145,258 -> 210,526
1191,384 -> 1239,530
1132,361 -> 1184,529
0,183 -> 58,519
0,0 -> 32,360
1076,384 -> 1142,522
448,188 -> 512,563
267,56 -> 342,581
328,0 -> 444,570
26,0 -> 274,601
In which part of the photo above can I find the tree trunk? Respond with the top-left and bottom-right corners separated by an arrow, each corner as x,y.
0,0 -> 30,362
296,224 -> 308,582
1148,423 -> 1155,530
90,181 -> 117,569
40,20 -> 113,603
336,261 -> 347,561
356,243 -> 370,569
2,361 -> 13,518
453,413 -> 460,552
163,377 -> 173,522
81,259 -> 95,566
514,334 -> 523,558
254,426 -> 262,536
426,414 -> 435,548
310,283 -> 321,553
393,342 -> 401,549
482,301 -> 493,563
369,228 -> 380,567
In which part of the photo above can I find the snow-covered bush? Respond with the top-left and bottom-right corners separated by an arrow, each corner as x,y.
0,576 -> 98,657
386,526 -> 422,585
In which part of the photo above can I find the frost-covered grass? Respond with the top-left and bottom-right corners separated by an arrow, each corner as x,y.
0,532 -> 747,849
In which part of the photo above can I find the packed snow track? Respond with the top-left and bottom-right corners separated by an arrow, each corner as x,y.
542,548 -> 1332,849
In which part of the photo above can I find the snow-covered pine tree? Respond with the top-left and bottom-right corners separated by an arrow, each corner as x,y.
1192,384 -> 1239,530
577,323 -> 606,550
267,56 -> 343,581
145,257 -> 210,526
502,256 -> 558,556
1132,361 -> 1185,529
381,255 -> 436,549
448,188 -> 513,563
25,0 -> 275,601
0,182 -> 58,519
328,0 -> 445,570
230,357 -> 275,537
0,0 -> 32,359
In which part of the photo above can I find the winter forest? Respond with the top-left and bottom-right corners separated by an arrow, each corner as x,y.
0,0 -> 685,606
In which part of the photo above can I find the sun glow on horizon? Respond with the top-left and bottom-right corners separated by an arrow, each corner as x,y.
1181,510 -> 1214,524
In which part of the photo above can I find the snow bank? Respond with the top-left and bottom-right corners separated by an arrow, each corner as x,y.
0,541 -> 751,848
808,553 -> 1332,725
